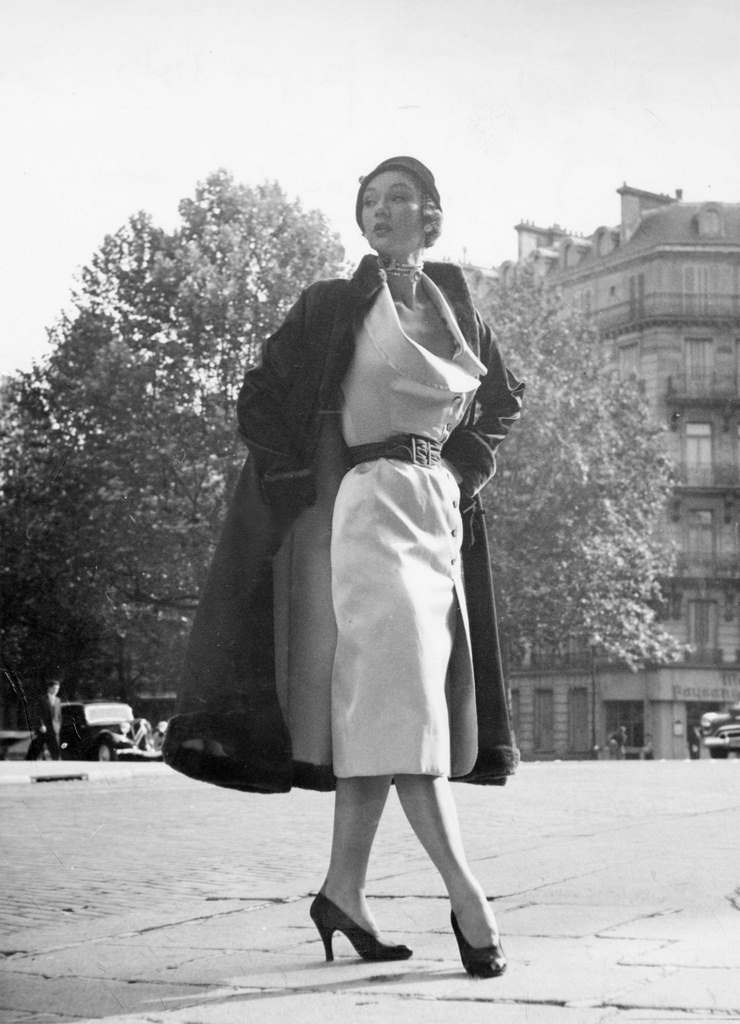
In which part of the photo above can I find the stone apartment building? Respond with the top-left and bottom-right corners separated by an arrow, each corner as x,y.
499,185 -> 740,760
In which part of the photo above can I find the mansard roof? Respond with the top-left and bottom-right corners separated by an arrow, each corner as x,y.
555,202 -> 740,276
627,201 -> 740,249
505,194 -> 740,283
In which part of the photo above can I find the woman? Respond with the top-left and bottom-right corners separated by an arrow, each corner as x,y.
164,156 -> 523,977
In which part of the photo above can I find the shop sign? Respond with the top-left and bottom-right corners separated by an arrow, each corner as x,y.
672,677 -> 740,703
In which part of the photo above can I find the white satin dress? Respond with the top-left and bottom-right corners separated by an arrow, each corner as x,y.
331,277 -> 486,778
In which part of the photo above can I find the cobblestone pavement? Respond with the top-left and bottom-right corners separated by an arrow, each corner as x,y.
1,761 -> 739,1023
0,770 -> 336,932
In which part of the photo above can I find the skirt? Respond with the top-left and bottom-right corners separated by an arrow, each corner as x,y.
330,456 -> 475,777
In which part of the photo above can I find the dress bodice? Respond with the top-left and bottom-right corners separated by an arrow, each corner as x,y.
340,276 -> 485,447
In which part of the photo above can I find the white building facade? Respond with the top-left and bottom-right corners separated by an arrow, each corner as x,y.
501,185 -> 740,760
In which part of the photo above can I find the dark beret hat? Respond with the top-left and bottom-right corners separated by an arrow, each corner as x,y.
355,156 -> 441,228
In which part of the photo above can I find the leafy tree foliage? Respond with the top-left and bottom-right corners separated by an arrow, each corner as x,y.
1,172 -> 344,703
467,267 -> 681,671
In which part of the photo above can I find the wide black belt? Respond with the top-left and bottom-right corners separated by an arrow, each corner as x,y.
349,434 -> 443,468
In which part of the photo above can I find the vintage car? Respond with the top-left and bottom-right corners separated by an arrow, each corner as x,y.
700,702 -> 740,759
54,701 -> 163,762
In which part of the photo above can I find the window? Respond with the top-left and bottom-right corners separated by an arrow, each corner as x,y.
533,689 -> 554,752
698,206 -> 722,237
687,509 -> 714,562
683,266 -> 710,314
685,423 -> 712,485
684,337 -> 713,391
618,343 -> 639,380
604,701 -> 644,750
597,229 -> 616,258
628,273 -> 645,318
688,600 -> 718,657
567,688 -> 590,753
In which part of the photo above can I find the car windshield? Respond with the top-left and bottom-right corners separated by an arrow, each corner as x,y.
83,703 -> 134,725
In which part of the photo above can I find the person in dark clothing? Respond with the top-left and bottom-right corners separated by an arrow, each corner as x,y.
608,724 -> 628,760
27,679 -> 63,760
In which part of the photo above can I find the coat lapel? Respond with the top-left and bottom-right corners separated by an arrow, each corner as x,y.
349,254 -> 480,354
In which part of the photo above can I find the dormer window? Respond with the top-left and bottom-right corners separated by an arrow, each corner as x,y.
561,241 -> 582,269
595,227 -> 618,258
697,204 -> 723,237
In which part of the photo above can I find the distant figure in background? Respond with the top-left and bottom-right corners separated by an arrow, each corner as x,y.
152,721 -> 168,752
27,678 -> 63,760
688,725 -> 702,760
641,733 -> 654,760
608,725 -> 628,760
130,717 -> 154,751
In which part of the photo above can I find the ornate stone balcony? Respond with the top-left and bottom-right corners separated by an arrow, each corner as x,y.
592,291 -> 740,334
667,372 -> 740,403
676,462 -> 740,488
674,553 -> 740,579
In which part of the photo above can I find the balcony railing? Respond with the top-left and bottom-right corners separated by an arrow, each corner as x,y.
676,462 -> 740,487
667,372 -> 739,401
593,291 -> 740,331
525,650 -> 593,670
674,553 -> 740,578
510,645 -> 740,670
682,648 -> 730,666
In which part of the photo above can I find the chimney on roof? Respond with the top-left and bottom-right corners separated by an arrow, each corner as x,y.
617,184 -> 676,244
514,221 -> 567,263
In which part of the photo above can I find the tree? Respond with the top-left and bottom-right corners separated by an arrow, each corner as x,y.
0,171 -> 345,702
467,267 -> 681,671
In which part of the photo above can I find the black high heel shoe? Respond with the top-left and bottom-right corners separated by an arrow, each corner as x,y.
451,910 -> 507,978
310,892 -> 413,963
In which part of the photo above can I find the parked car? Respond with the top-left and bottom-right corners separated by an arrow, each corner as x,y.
0,730 -> 34,760
49,702 -> 163,762
700,702 -> 740,759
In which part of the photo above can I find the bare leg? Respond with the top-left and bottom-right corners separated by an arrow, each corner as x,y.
394,774 -> 499,947
321,775 -> 392,935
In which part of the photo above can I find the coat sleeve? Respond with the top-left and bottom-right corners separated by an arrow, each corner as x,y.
237,292 -> 308,473
442,311 -> 524,498
236,290 -> 318,513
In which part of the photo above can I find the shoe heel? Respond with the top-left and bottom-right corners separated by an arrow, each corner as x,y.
316,922 -> 334,962
310,898 -> 335,961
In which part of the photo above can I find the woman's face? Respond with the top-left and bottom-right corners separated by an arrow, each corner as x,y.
360,170 -> 425,261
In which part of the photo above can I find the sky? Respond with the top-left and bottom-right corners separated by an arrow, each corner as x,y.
2,0 -> 739,375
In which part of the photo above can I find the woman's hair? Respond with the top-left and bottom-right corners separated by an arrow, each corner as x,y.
421,192 -> 443,248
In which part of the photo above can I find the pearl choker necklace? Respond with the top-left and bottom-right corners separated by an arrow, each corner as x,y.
378,255 -> 424,283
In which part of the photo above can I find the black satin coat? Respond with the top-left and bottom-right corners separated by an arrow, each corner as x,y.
163,255 -> 524,793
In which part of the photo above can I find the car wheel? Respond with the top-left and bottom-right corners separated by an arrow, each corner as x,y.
96,741 -> 117,762
708,748 -> 728,759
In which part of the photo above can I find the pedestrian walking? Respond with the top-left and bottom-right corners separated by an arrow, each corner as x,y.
164,156 -> 523,977
26,678 -> 63,760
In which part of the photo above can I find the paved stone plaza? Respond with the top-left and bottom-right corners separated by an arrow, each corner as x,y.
1,759 -> 738,1023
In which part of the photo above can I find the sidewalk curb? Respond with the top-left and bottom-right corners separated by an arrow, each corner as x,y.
0,761 -> 173,786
